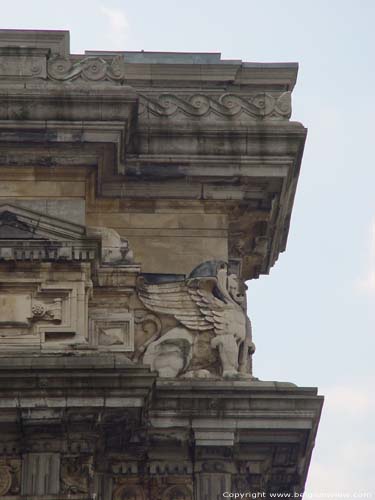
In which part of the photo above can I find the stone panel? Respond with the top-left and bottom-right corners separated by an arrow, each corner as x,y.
125,235 -> 228,275
0,270 -> 91,351
89,311 -> 135,351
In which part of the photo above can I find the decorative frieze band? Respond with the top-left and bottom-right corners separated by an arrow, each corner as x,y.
139,92 -> 291,119
46,55 -> 292,120
48,55 -> 126,81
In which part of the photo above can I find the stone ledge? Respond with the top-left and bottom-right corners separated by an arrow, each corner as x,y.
0,353 -> 149,371
155,378 -> 318,394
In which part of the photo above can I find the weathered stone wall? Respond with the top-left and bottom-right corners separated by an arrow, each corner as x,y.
86,205 -> 228,275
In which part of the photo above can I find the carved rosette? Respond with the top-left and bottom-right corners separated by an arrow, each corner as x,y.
30,299 -> 62,322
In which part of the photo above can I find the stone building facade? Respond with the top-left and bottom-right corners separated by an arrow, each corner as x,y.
0,30 -> 322,499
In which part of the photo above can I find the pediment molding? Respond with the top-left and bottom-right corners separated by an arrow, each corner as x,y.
0,205 -> 133,265
0,204 -> 86,240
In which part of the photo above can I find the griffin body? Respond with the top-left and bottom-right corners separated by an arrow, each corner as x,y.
137,261 -> 254,379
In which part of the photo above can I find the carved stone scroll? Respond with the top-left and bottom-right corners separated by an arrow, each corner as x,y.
48,55 -> 126,81
139,92 -> 291,120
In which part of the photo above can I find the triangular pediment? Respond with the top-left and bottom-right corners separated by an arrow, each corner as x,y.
0,205 -> 102,263
0,205 -> 134,265
0,204 -> 86,241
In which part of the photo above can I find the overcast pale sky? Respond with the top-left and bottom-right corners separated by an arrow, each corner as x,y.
2,0 -> 374,495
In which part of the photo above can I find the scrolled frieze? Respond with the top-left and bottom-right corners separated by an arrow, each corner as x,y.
48,55 -> 126,81
139,92 -> 291,120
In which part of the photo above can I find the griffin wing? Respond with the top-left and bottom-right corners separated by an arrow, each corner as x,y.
187,281 -> 231,335
137,280 -> 213,331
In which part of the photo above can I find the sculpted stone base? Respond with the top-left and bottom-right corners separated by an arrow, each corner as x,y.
0,355 -> 323,500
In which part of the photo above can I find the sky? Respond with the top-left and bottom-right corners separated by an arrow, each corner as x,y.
2,0 -> 375,496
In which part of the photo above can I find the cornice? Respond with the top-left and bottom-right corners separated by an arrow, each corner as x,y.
0,29 -> 69,56
0,29 -> 306,280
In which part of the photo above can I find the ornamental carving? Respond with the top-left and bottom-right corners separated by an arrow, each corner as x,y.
0,206 -> 133,265
30,299 -> 62,322
132,310 -> 162,362
61,456 -> 92,494
0,466 -> 11,496
87,227 -> 133,265
0,459 -> 20,496
139,92 -> 291,119
113,483 -> 145,500
137,260 -> 255,379
48,55 -> 126,81
162,485 -> 192,500
148,477 -> 193,500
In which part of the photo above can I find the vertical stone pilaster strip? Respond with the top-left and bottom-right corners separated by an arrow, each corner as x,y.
21,453 -> 60,495
196,472 -> 231,500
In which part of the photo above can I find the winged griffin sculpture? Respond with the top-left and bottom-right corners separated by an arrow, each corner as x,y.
137,261 -> 255,379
